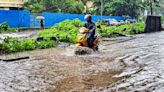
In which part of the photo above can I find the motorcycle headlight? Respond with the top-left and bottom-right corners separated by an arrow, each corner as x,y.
79,29 -> 85,33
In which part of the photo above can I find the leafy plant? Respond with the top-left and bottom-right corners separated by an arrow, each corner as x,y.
36,40 -> 57,49
22,39 -> 36,50
35,37 -> 57,49
97,22 -> 145,37
0,22 -> 9,33
0,19 -> 145,54
1,37 -> 35,53
1,37 -> 57,53
0,22 -> 16,33
38,19 -> 83,43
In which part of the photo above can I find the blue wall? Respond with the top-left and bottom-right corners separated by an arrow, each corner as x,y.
109,16 -> 126,21
0,10 -> 128,28
42,12 -> 85,27
43,12 -> 111,27
42,12 -> 127,27
0,10 -> 30,28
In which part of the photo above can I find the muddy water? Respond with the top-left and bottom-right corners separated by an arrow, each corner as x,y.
0,47 -> 124,92
53,71 -> 122,92
0,30 -> 39,43
99,31 -> 164,92
0,31 -> 164,92
0,30 -> 125,92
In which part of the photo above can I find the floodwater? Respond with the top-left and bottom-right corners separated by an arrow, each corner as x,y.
0,46 -> 125,92
0,31 -> 164,92
0,30 -> 39,43
99,31 -> 164,92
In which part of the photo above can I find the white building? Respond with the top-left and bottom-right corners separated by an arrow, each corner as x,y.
0,0 -> 28,10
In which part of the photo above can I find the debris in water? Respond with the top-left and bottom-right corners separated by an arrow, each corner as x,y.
1,56 -> 30,62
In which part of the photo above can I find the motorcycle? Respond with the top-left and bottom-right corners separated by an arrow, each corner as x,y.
76,27 -> 99,51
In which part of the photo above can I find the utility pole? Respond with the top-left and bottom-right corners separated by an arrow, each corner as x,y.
150,0 -> 153,16
101,0 -> 103,23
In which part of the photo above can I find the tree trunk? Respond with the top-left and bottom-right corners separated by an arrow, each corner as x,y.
150,2 -> 153,15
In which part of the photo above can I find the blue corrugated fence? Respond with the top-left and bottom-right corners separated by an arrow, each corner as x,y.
42,12 -> 126,27
0,10 -> 128,28
0,10 -> 30,28
43,12 -> 86,27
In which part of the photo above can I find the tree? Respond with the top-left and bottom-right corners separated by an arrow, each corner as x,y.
24,0 -> 163,17
142,0 -> 162,15
24,0 -> 85,14
93,0 -> 143,18
24,0 -> 43,13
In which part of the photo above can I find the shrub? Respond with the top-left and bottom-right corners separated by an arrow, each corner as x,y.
1,37 -> 35,53
38,19 -> 83,43
1,37 -> 57,53
0,19 -> 145,53
0,22 -> 9,33
161,17 -> 164,23
98,22 -> 145,37
22,39 -> 36,50
0,22 -> 16,33
7,28 -> 16,32
36,40 -> 57,49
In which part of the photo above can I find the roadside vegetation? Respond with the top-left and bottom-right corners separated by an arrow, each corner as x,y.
0,0 -> 161,53
0,22 -> 16,33
162,17 -> 164,23
1,38 -> 35,53
97,22 -> 145,37
0,19 -> 145,53
38,19 -> 83,43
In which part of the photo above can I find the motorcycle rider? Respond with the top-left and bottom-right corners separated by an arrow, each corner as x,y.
84,14 -> 96,48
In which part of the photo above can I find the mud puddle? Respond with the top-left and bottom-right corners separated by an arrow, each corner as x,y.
53,71 -> 122,92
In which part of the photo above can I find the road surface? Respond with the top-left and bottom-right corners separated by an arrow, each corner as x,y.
0,31 -> 164,92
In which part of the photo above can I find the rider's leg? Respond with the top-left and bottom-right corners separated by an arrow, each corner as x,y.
87,30 -> 95,48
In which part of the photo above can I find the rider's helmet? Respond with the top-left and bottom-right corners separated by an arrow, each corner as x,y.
84,14 -> 92,22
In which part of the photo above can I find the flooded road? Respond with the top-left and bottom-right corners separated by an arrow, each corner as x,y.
0,48 -> 124,92
0,30 -> 39,43
99,31 -> 164,92
0,31 -> 164,92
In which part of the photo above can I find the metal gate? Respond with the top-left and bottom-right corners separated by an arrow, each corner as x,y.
30,13 -> 42,28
